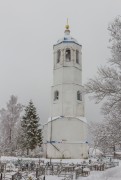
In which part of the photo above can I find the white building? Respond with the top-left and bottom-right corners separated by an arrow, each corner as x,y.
45,22 -> 88,159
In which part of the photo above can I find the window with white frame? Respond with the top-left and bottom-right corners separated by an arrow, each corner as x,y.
77,91 -> 82,101
54,91 -> 59,100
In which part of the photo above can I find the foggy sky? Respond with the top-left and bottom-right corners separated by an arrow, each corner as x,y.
0,0 -> 120,124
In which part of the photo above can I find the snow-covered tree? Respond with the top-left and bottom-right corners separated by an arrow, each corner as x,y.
0,95 -> 23,154
85,17 -> 121,152
85,17 -> 121,116
89,121 -> 116,154
20,100 -> 42,155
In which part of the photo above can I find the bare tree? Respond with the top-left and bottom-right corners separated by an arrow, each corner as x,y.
85,17 -> 121,153
0,95 -> 23,155
85,17 -> 121,116
89,121 -> 110,154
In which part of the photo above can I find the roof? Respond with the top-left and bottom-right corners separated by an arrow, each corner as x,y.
47,116 -> 87,124
54,28 -> 81,46
56,34 -> 78,44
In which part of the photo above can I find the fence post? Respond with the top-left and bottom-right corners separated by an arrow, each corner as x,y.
36,168 -> 38,178
0,173 -> 2,180
73,171 -> 77,180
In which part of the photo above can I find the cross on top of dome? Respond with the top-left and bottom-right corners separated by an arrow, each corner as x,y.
65,18 -> 69,29
64,18 -> 70,35
54,19 -> 80,46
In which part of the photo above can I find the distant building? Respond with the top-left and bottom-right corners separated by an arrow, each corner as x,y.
44,21 -> 88,159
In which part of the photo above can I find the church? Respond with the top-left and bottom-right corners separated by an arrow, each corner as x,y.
44,21 -> 88,159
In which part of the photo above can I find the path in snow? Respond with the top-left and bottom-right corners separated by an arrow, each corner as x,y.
43,164 -> 121,180
79,164 -> 121,180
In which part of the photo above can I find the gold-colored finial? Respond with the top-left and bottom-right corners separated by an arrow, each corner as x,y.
65,18 -> 69,30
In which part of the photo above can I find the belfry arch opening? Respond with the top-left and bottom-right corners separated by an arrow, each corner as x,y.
65,49 -> 71,61
57,50 -> 61,63
76,50 -> 79,64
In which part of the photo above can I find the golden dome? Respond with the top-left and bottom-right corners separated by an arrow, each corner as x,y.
65,24 -> 69,30
65,18 -> 70,30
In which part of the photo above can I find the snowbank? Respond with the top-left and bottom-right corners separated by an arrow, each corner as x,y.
89,148 -> 103,157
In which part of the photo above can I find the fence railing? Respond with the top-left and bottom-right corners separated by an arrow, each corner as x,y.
0,159 -> 119,180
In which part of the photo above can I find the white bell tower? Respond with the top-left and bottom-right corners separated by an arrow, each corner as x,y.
46,21 -> 88,159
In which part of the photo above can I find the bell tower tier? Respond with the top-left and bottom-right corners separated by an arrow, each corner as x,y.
51,40 -> 84,118
45,21 -> 88,159
53,43 -> 82,85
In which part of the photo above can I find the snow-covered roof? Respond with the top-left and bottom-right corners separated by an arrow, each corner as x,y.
56,34 -> 78,45
46,140 -> 88,144
47,116 -> 87,124
54,28 -> 81,46
76,116 -> 87,124
89,148 -> 103,156
115,151 -> 121,155
48,116 -> 61,122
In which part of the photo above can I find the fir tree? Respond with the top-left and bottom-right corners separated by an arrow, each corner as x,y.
21,100 -> 42,154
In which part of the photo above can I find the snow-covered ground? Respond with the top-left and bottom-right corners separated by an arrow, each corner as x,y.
78,164 -> 121,180
1,156 -> 121,180
43,163 -> 121,180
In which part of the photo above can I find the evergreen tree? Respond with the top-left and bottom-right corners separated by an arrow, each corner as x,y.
21,100 -> 42,154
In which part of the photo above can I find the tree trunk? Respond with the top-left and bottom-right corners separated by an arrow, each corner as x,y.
10,128 -> 11,143
113,145 -> 115,159
27,148 -> 29,155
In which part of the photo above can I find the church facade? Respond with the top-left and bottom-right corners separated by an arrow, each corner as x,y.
45,22 -> 88,159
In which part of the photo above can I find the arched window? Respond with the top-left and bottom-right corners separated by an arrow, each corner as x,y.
57,50 -> 61,63
77,91 -> 82,101
76,50 -> 79,64
54,91 -> 59,100
65,49 -> 71,61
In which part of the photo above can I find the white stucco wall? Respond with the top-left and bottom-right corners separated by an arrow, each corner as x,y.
53,66 -> 82,85
46,31 -> 88,159
46,117 -> 88,159
47,143 -> 88,159
51,84 -> 84,117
